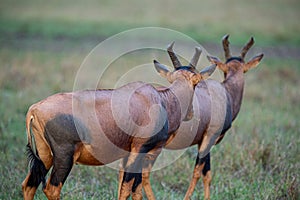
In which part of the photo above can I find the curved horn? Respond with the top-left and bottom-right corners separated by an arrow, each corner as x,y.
222,34 -> 231,60
241,37 -> 254,59
189,47 -> 202,69
167,42 -> 182,69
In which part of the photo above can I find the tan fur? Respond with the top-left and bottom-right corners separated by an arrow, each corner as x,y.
182,36 -> 263,199
74,143 -> 103,165
22,44 -> 215,199
22,68 -> 208,200
143,37 -> 263,200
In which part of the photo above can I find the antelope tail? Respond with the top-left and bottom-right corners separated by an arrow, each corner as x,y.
26,114 -> 38,158
25,113 -> 47,188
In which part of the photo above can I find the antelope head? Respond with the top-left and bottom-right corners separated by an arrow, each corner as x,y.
153,42 -> 216,121
207,35 -> 264,78
154,42 -> 216,88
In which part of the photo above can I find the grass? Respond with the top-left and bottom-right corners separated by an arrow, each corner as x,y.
0,0 -> 299,199
1,0 -> 300,46
0,41 -> 299,199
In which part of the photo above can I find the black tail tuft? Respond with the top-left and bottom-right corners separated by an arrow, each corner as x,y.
26,144 -> 47,189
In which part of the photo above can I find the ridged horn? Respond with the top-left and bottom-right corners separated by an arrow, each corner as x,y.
167,42 -> 182,69
241,37 -> 254,59
189,47 -> 202,69
222,34 -> 231,60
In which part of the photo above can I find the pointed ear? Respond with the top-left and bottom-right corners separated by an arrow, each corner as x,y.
153,60 -> 171,78
207,55 -> 227,73
244,54 -> 264,72
207,55 -> 222,65
199,64 -> 217,79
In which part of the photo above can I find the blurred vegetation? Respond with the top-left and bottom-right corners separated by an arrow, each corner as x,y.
0,0 -> 299,199
1,0 -> 300,45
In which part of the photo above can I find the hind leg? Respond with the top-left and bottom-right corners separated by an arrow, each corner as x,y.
22,173 -> 39,200
43,178 -> 63,200
43,146 -> 74,200
22,144 -> 53,200
22,165 -> 51,200
43,161 -> 73,200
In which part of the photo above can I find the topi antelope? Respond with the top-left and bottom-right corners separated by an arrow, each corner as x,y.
142,35 -> 264,200
22,43 -> 216,200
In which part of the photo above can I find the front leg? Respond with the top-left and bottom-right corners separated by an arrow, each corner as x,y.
119,145 -> 159,200
119,149 -> 143,200
118,157 -> 128,199
142,147 -> 162,200
184,152 -> 211,200
119,121 -> 168,200
202,153 -> 211,200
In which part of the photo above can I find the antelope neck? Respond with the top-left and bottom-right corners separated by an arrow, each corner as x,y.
222,70 -> 245,120
159,79 -> 194,133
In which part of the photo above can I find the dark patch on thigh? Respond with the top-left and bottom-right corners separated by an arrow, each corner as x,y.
44,114 -> 91,146
43,114 -> 92,186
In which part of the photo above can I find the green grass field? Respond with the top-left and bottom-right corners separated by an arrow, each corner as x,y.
0,0 -> 299,199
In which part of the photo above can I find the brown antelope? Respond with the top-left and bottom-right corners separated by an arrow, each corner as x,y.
142,35 -> 264,200
22,43 -> 216,200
